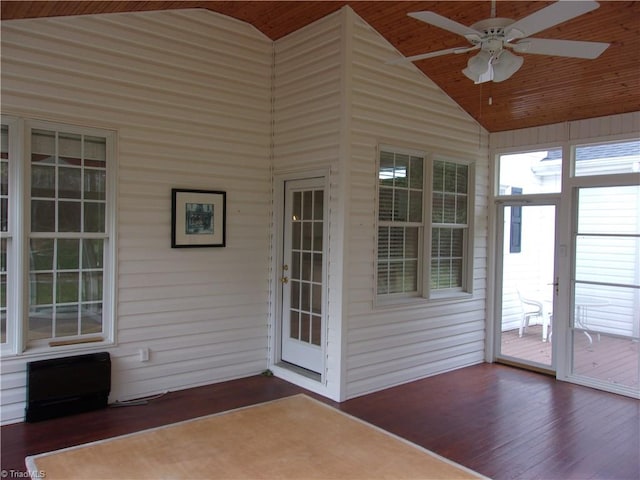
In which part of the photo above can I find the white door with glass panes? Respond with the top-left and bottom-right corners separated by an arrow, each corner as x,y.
280,178 -> 326,374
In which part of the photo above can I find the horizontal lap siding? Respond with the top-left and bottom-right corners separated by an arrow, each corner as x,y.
345,15 -> 489,398
272,12 -> 344,391
0,10 -> 272,423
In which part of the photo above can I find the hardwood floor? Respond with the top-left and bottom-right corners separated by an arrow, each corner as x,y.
2,363 -> 638,479
501,325 -> 639,389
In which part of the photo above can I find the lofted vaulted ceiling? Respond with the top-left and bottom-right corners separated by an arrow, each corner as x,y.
2,1 -> 639,132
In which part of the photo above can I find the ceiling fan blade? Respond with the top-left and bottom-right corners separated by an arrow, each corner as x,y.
505,1 -> 600,40
513,38 -> 609,59
387,46 -> 479,65
408,11 -> 482,41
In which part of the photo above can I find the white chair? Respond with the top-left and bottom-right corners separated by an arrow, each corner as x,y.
517,290 -> 551,341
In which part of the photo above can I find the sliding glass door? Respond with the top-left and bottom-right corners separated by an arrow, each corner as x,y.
570,184 -> 640,395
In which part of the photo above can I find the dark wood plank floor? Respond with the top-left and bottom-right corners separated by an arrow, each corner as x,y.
2,363 -> 638,479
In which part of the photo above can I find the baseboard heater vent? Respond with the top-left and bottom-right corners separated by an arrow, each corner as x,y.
25,352 -> 111,422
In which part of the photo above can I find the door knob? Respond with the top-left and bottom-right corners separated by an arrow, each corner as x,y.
281,277 -> 289,284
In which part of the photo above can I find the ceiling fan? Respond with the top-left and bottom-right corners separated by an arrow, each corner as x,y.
391,0 -> 610,83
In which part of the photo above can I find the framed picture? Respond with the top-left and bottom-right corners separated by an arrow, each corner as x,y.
171,189 -> 226,248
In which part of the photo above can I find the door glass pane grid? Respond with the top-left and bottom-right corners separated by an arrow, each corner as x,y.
28,237 -> 104,340
289,189 -> 323,347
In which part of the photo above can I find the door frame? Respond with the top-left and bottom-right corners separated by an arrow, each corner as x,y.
490,194 -> 561,373
269,169 -> 334,394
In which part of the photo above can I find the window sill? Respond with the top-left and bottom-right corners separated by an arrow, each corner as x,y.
375,291 -> 474,310
1,338 -> 115,360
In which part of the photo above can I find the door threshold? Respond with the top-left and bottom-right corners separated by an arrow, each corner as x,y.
276,361 -> 321,382
497,358 -> 555,377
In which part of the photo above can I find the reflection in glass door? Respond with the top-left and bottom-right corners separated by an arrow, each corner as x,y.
571,185 -> 640,395
497,203 -> 557,370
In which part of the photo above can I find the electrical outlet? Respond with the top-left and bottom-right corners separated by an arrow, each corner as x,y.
139,348 -> 149,362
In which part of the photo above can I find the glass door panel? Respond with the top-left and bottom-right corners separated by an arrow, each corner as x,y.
571,186 -> 640,393
497,204 -> 556,369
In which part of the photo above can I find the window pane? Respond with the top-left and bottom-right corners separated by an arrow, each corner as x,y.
57,239 -> 79,270
85,136 -> 106,168
31,129 -> 56,164
292,191 -> 301,221
388,261 -> 404,294
574,140 -> 640,177
456,195 -> 468,224
313,222 -> 323,251
409,156 -> 423,189
30,239 -> 54,271
405,227 -> 419,259
456,164 -> 468,194
394,154 -> 409,188
84,169 -> 106,201
59,201 -> 81,232
379,151 -> 395,185
28,307 -> 53,340
31,165 -> 55,197
404,260 -> 418,291
378,226 -> 389,258
303,191 -> 312,220
377,261 -> 389,295
389,227 -> 405,258
55,305 -> 78,337
443,194 -> 456,223
83,239 -> 104,269
31,200 -> 55,232
313,190 -> 323,220
576,236 -> 638,285
58,133 -> 81,165
379,187 -> 393,221
409,190 -> 422,223
1,199 -> 7,232
499,148 -> 562,194
81,304 -> 102,334
577,186 -> 640,235
56,272 -> 79,303
82,272 -> 103,302
84,202 -> 105,233
31,273 -> 53,304
393,189 -> 408,222
58,167 -> 82,199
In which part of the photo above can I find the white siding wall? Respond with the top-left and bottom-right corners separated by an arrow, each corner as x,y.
344,11 -> 489,398
0,9 -> 273,424
271,11 -> 346,399
490,112 -> 640,149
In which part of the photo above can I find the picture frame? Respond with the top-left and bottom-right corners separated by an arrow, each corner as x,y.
171,188 -> 226,248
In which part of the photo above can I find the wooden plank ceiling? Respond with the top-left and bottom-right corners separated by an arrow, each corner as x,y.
2,1 -> 639,133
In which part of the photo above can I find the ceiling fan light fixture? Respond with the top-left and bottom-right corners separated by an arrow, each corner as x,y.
491,50 -> 524,82
467,50 -> 491,75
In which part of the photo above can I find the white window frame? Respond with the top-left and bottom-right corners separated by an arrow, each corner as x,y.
375,145 -> 475,306
0,116 -> 117,357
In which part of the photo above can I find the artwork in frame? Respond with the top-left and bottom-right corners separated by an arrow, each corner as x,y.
171,189 -> 226,248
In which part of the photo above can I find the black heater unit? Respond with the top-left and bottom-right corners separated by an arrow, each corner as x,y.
25,352 -> 111,422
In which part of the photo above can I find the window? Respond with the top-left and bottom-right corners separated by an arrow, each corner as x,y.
1,124 -> 10,346
0,117 -> 115,355
376,146 -> 474,302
